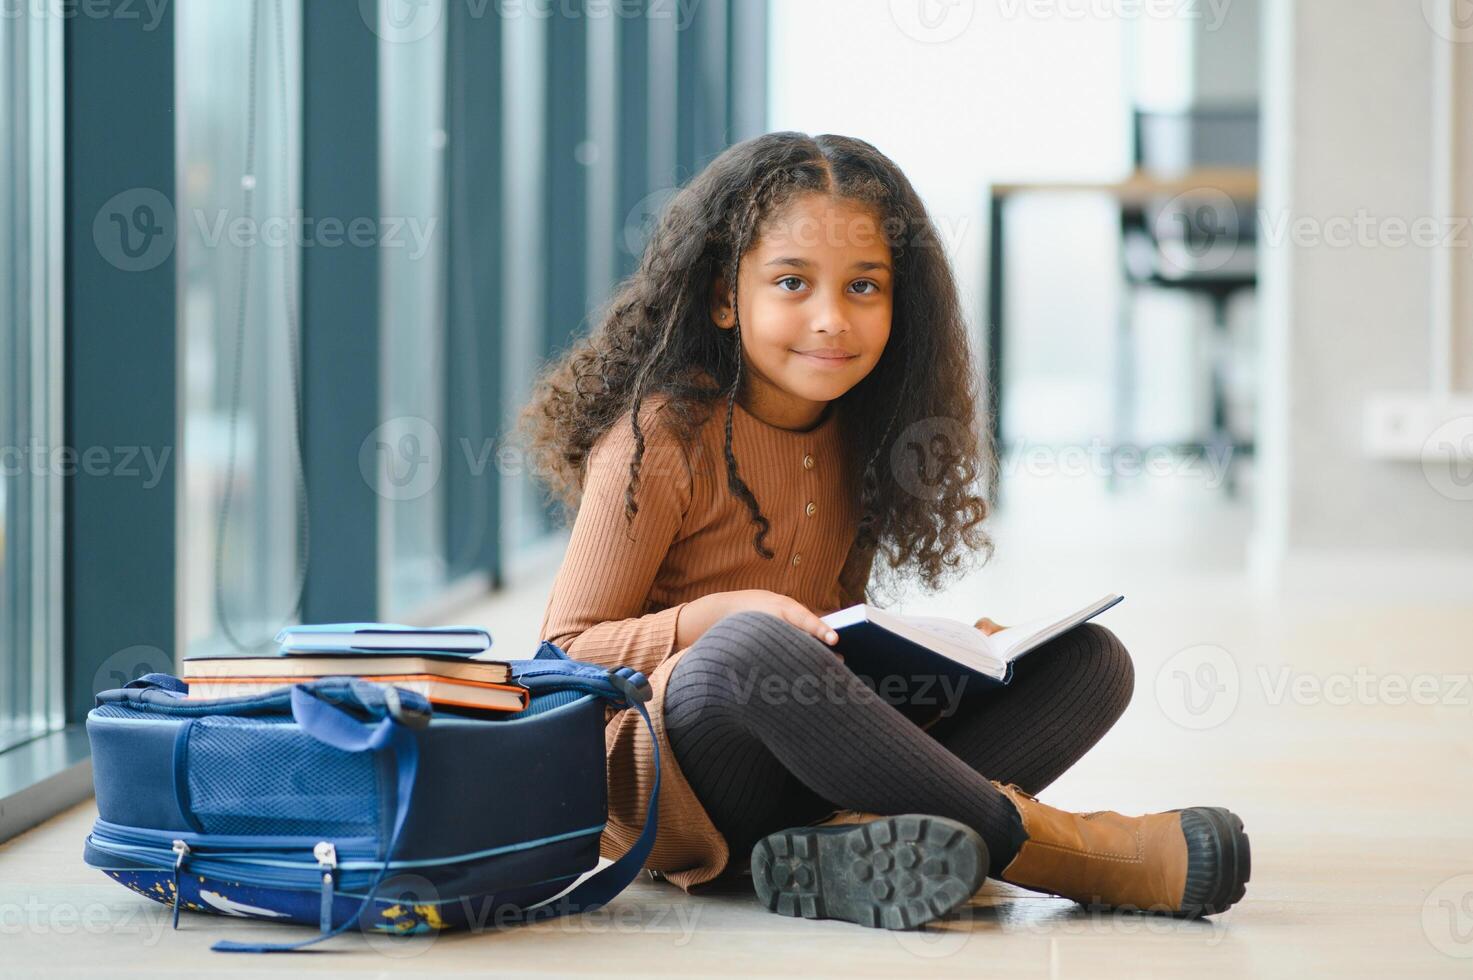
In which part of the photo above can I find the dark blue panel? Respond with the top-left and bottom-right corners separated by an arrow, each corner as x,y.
64,9 -> 177,722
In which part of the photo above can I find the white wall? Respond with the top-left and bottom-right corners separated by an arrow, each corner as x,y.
767,0 -> 1131,442
1191,0 -> 1259,104
1255,0 -> 1473,582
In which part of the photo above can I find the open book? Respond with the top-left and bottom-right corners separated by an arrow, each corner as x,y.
820,594 -> 1124,685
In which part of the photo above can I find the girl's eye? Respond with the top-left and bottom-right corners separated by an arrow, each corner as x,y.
850,280 -> 880,295
776,276 -> 805,292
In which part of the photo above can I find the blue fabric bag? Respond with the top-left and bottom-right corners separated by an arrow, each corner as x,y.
81,641 -> 658,953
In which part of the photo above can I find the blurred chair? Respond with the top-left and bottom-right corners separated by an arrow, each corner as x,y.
1114,106 -> 1259,494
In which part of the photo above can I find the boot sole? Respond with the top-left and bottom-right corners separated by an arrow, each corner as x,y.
750,814 -> 988,930
1176,806 -> 1251,917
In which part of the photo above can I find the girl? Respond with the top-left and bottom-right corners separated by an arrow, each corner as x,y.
522,132 -> 1250,931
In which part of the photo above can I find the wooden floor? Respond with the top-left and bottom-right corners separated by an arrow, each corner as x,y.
4,471 -> 1470,976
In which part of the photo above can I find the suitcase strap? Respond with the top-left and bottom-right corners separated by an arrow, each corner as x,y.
211,663 -> 657,954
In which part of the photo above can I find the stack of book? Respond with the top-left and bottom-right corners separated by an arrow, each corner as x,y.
182,624 -> 527,714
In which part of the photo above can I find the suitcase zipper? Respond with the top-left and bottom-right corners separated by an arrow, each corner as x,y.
170,840 -> 190,929
314,841 -> 337,933
89,828 -> 371,892
128,834 -> 338,932
86,819 -> 607,918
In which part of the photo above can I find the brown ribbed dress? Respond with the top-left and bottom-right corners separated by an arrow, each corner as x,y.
537,391 -> 876,892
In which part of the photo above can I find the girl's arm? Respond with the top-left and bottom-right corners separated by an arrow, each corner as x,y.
538,409 -> 694,679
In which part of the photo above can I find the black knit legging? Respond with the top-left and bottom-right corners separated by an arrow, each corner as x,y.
664,610 -> 1135,876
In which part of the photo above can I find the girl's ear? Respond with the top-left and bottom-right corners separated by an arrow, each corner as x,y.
709,275 -> 734,329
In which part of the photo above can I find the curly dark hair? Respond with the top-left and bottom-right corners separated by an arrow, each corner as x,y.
518,131 -> 994,600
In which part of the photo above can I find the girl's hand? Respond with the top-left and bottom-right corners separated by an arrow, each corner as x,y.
678,589 -> 843,655
974,616 -> 1008,636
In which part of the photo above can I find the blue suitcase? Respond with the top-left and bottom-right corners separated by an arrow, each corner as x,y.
81,642 -> 658,953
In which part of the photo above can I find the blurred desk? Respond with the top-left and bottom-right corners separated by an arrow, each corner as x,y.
984,167 -> 1260,457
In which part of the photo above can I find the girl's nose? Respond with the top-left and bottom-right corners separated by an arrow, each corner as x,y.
810,292 -> 852,334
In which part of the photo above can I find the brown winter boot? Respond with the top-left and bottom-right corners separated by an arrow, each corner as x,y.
991,781 -> 1251,917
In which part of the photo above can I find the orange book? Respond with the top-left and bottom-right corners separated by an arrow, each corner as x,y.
181,673 -> 529,713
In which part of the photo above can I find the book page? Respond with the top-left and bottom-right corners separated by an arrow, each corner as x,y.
989,594 -> 1124,662
896,614 -> 995,658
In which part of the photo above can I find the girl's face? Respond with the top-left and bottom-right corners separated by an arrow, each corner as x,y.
711,192 -> 893,430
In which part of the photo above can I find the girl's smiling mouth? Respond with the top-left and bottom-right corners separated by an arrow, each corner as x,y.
792,347 -> 860,366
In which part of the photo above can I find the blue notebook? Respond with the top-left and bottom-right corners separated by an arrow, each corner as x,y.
271,623 -> 494,656
821,594 -> 1123,689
